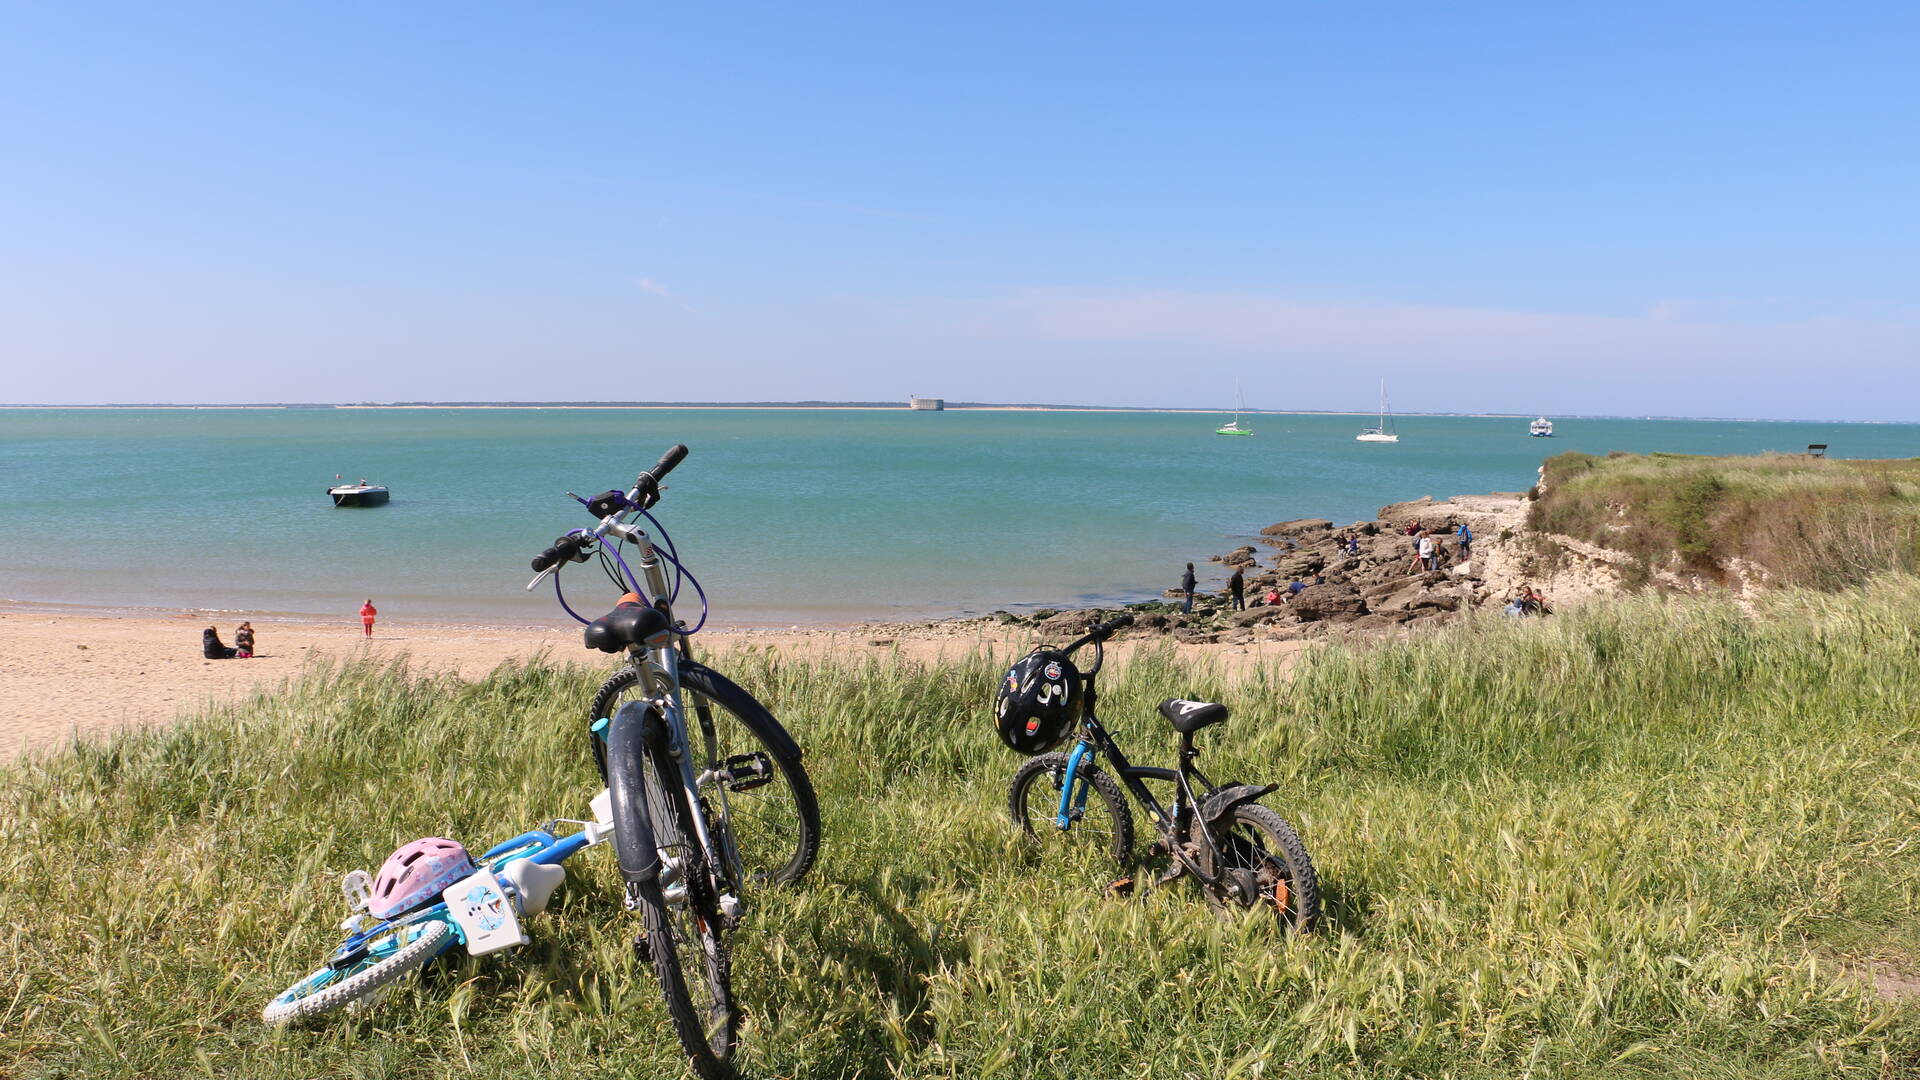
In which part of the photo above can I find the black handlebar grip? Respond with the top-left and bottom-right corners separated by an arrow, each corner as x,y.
649,444 -> 689,481
532,535 -> 587,572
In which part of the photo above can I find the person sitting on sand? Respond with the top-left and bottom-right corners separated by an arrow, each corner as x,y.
202,627 -> 238,660
234,622 -> 255,659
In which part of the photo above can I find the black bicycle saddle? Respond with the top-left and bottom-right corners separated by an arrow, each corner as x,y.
584,600 -> 672,653
1158,698 -> 1229,734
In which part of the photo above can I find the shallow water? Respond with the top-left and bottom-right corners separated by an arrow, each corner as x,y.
1,408 -> 1913,625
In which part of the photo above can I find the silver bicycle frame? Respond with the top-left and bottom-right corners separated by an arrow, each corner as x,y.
611,519 -> 739,904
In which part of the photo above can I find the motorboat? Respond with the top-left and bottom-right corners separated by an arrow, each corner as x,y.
329,480 -> 390,507
1356,380 -> 1399,443
1529,417 -> 1554,437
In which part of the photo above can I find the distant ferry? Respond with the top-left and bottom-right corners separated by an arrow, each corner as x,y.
329,479 -> 390,507
1529,417 -> 1554,437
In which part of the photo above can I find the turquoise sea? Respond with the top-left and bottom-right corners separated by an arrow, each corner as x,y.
2,408 -> 1915,626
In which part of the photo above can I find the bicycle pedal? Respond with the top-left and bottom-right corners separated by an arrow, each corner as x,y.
633,932 -> 652,964
1156,863 -> 1187,887
718,752 -> 775,793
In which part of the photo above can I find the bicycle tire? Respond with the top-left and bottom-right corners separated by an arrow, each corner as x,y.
592,663 -> 821,888
631,714 -> 737,1077
1192,802 -> 1320,933
261,917 -> 454,1025
1008,751 -> 1135,872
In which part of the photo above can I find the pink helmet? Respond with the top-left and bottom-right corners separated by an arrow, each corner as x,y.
370,837 -> 477,919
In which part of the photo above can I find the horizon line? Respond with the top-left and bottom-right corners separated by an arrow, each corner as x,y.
0,401 -> 1913,425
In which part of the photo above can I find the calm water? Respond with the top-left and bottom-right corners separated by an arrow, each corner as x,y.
2,408 -> 1914,625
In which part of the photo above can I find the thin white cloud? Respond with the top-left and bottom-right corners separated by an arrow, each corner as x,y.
990,288 -> 1920,375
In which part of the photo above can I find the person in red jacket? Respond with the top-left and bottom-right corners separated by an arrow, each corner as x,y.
359,599 -> 377,637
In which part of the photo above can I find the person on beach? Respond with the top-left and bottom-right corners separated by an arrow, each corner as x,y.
234,622 -> 255,658
1456,523 -> 1473,560
359,599 -> 377,637
202,627 -> 237,659
1264,587 -> 1282,606
1348,535 -> 1362,555
1417,530 -> 1438,572
1228,567 -> 1245,611
1180,563 -> 1196,614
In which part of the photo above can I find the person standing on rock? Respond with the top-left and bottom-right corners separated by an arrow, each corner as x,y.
1457,523 -> 1473,561
1416,530 -> 1437,572
1180,563 -> 1197,614
1228,566 -> 1245,611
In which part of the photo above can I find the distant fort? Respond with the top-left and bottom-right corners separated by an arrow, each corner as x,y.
908,396 -> 944,411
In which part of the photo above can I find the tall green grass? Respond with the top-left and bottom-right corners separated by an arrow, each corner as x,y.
6,583 -> 1920,1078
1530,451 -> 1920,589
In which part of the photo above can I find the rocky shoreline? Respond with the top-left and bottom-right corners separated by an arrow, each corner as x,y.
974,490 -> 1580,646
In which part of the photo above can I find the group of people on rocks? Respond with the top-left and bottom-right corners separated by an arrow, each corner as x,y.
1176,518 -> 1552,619
1184,561 -> 1328,614
1401,520 -> 1472,574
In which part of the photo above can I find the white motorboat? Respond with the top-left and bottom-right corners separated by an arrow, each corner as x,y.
1529,417 -> 1554,437
1356,380 -> 1399,443
328,480 -> 390,507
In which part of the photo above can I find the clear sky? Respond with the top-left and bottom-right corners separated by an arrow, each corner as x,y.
2,2 -> 1915,418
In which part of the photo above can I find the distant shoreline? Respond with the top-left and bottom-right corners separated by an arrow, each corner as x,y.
0,403 -> 1909,424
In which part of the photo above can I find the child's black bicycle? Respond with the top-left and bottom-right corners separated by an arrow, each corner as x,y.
997,614 -> 1320,930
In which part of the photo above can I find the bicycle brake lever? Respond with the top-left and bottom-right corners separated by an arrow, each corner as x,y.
527,565 -> 559,592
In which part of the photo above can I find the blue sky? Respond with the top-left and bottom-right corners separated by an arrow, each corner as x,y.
2,2 -> 1915,418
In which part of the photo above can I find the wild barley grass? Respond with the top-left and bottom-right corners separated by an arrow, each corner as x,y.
5,582 -> 1920,1077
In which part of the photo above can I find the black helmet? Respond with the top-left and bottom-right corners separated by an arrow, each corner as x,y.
995,648 -> 1083,754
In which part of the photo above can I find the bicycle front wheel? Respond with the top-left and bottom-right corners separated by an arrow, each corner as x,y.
593,663 -> 821,888
609,708 -> 736,1078
1008,751 -> 1135,878
261,917 -> 454,1025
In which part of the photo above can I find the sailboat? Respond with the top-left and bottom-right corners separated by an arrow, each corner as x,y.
1356,380 -> 1399,443
1215,380 -> 1254,436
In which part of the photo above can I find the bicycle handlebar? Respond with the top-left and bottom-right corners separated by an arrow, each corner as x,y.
1062,613 -> 1135,655
527,444 -> 691,573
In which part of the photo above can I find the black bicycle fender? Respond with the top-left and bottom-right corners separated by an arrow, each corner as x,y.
605,700 -> 663,882
682,660 -> 804,764
1199,783 -> 1280,827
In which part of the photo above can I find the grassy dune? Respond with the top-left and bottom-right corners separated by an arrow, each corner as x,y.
1530,451 -> 1920,589
6,582 -> 1920,1078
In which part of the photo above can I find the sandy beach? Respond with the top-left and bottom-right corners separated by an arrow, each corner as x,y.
0,607 -> 1307,760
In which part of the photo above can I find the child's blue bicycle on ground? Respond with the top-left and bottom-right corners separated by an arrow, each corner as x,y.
262,800 -> 615,1024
